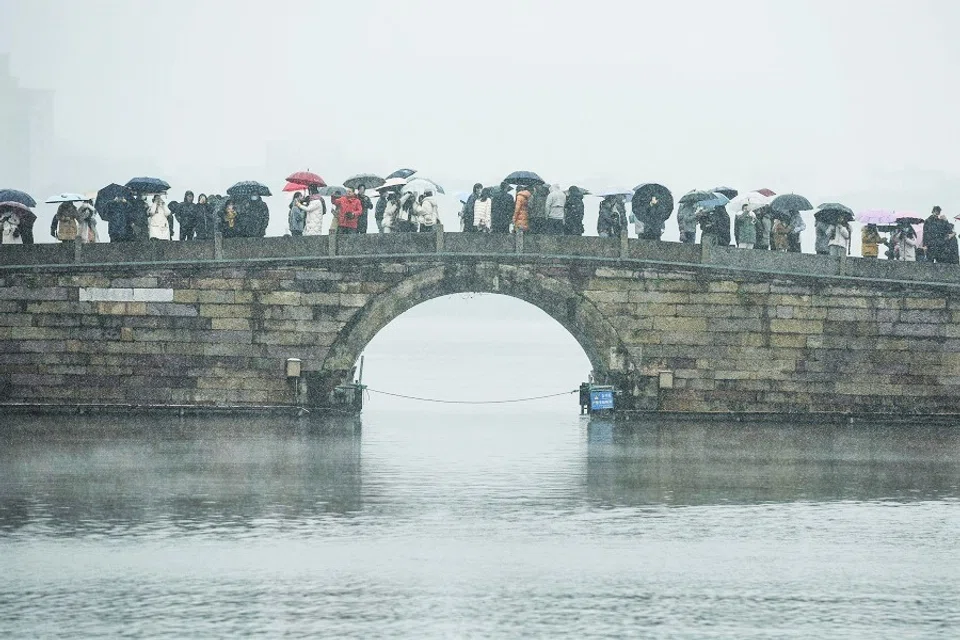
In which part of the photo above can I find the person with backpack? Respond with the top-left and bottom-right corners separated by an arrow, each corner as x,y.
51,201 -> 80,243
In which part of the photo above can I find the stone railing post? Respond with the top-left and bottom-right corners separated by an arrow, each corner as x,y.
214,231 -> 223,260
436,222 -> 444,253
620,228 -> 629,258
328,228 -> 338,257
515,229 -> 524,254
73,235 -> 82,263
700,239 -> 711,264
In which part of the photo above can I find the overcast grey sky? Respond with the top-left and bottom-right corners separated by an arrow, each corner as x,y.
4,0 -> 960,237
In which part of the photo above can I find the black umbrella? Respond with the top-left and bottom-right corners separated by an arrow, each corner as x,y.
504,171 -> 544,187
126,177 -> 171,193
0,189 -> 37,208
770,193 -> 813,213
678,189 -> 716,206
227,181 -> 272,197
632,183 -> 674,224
96,183 -> 133,212
713,186 -> 739,200
344,173 -> 385,190
386,168 -> 417,180
815,202 -> 854,224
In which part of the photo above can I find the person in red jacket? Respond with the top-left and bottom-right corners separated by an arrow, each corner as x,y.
334,189 -> 363,234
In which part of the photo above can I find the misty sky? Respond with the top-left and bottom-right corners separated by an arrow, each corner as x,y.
5,0 -> 960,240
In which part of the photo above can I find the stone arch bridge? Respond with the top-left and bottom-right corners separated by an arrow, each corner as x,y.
3,232 -> 960,414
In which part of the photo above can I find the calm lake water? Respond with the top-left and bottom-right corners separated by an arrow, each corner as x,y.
1,410 -> 958,638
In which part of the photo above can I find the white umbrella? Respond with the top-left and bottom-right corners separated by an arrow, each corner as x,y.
45,193 -> 88,204
376,177 -> 408,192
402,178 -> 444,195
727,191 -> 772,213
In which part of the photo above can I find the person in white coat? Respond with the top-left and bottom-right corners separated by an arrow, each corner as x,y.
894,223 -> 917,261
415,190 -> 439,232
828,221 -> 850,257
302,185 -> 327,236
545,184 -> 566,235
76,201 -> 98,243
1,212 -> 23,244
147,194 -> 171,240
473,188 -> 493,232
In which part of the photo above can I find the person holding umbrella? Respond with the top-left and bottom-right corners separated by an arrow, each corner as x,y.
302,184 -> 327,236
491,182 -> 515,234
828,219 -> 850,257
734,204 -> 757,249
564,186 -> 585,236
861,224 -> 884,259
892,220 -> 918,261
51,201 -> 80,242
416,190 -> 440,232
357,185 -> 373,234
333,188 -> 363,234
513,185 -> 532,233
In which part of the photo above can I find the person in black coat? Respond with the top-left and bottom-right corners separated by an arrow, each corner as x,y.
357,185 -> 373,234
101,198 -> 135,242
564,186 -> 585,236
170,190 -> 198,241
374,191 -> 388,232
490,182 -> 515,234
193,194 -> 217,240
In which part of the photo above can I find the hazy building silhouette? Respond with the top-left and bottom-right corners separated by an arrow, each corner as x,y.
0,53 -> 54,192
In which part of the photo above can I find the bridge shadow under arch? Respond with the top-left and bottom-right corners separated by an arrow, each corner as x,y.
314,263 -> 638,403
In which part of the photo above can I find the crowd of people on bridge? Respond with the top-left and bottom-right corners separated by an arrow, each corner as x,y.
2,172 -> 957,263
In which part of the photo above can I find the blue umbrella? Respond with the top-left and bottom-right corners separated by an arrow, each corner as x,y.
386,168 -> 417,180
504,171 -> 544,187
696,192 -> 730,209
227,181 -> 272,197
126,177 -> 170,193
0,188 -> 37,208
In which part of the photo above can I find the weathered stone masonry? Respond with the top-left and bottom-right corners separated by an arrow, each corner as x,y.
3,233 -> 960,413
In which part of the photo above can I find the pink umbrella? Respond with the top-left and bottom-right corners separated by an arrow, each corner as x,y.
856,210 -> 922,225
285,171 -> 326,187
755,188 -> 776,197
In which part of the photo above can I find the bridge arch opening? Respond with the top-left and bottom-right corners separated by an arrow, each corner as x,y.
312,263 -> 638,408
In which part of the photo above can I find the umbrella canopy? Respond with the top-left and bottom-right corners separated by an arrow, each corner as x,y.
45,193 -> 88,204
126,177 -> 170,193
598,187 -> 634,199
755,188 -> 776,197
285,171 -> 325,187
95,183 -> 134,211
402,178 -> 445,195
0,202 -> 38,225
894,212 -> 925,225
0,189 -> 37,208
696,193 -> 731,210
318,185 -> 347,198
283,181 -> 307,193
678,189 -> 716,206
376,177 -> 408,192
770,193 -> 813,213
504,171 -> 544,187
857,209 -> 923,225
814,203 -> 855,224
728,191 -> 773,213
386,168 -> 417,180
227,181 -> 272,197
632,183 -> 674,223
712,186 -> 739,199
343,173 -> 385,190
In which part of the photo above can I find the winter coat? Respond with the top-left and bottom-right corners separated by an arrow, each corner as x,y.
677,203 -> 699,234
194,202 -> 217,239
896,228 -> 917,261
52,202 -> 80,241
252,199 -> 270,237
381,199 -> 399,232
546,185 -> 566,220
564,192 -> 585,236
461,193 -> 479,230
102,199 -> 133,241
829,223 -> 850,252
513,189 -> 531,231
335,194 -> 362,229
302,196 -> 325,235
528,185 -> 549,220
597,199 -> 622,237
474,196 -> 492,230
734,211 -> 758,246
771,219 -> 790,251
375,195 -> 388,224
491,189 -> 515,233
288,199 -> 307,234
76,202 -> 98,243
814,220 -> 833,254
147,200 -> 171,240
923,215 -> 946,255
1,213 -> 22,244
861,226 -> 882,258
755,215 -> 772,249
416,196 -> 439,227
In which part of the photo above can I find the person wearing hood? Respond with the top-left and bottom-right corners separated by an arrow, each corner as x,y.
814,217 -> 833,255
301,185 -> 327,236
564,186 -> 585,236
51,201 -> 80,242
461,183 -> 482,232
473,187 -> 493,232
513,186 -> 532,233
192,194 -> 216,239
76,200 -> 98,243
545,184 -> 566,235
527,183 -> 549,234
220,198 -> 242,238
491,182 -> 515,234
698,205 -> 730,246
147,194 -> 172,240
288,191 -> 307,236
334,188 -> 362,234
251,195 -> 270,237
734,204 -> 757,249
597,196 -> 623,238
1,209 -> 23,244
171,191 -> 198,241
861,223 -> 883,259
677,202 -> 698,243
892,222 -> 917,261
357,185 -> 373,234
416,190 -> 440,232
380,190 -> 401,233
754,208 -> 772,250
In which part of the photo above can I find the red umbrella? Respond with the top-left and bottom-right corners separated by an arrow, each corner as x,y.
283,182 -> 307,193
755,188 -> 776,197
286,171 -> 326,187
